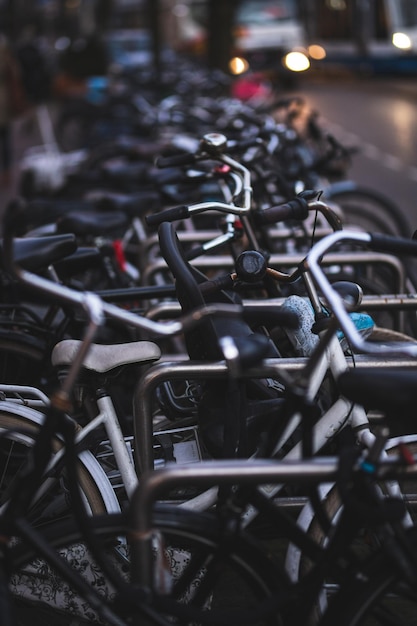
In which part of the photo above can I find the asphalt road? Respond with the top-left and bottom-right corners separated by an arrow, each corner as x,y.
285,73 -> 417,236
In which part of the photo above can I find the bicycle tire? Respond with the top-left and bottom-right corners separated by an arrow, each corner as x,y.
322,188 -> 417,332
323,184 -> 411,238
368,327 -> 417,344
0,324 -> 52,388
319,524 -> 417,626
10,508 -> 287,625
286,436 -> 417,624
324,199 -> 417,333
0,405 -> 121,524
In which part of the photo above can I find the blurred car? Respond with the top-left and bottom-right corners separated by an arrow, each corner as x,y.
233,0 -> 308,74
235,0 -> 301,46
175,0 -> 309,83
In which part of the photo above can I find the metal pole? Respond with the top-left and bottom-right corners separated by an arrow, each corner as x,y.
148,0 -> 161,88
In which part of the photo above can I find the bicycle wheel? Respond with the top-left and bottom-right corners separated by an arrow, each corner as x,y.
367,327 -> 417,344
318,186 -> 416,327
364,327 -> 417,349
319,525 -> 417,626
286,436 -> 417,624
322,188 -> 417,328
0,315 -> 53,389
10,508 -> 287,625
323,183 -> 411,238
0,405 -> 120,525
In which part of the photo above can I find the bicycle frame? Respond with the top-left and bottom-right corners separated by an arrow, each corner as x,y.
129,454 -> 417,610
133,248 -> 412,516
4,207 -> 417,623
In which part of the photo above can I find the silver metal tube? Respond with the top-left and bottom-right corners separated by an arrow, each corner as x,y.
129,458 -> 340,587
133,354 -> 417,475
307,231 -> 417,357
145,295 -> 417,323
141,250 -> 405,288
129,456 -> 417,587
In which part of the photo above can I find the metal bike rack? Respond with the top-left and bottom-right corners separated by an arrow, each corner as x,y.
142,251 -> 405,289
133,354 -> 416,476
145,294 -> 417,323
142,250 -> 407,330
129,456 -> 417,588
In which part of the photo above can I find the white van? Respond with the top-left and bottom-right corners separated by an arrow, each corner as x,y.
232,0 -> 309,76
173,0 -> 309,78
233,0 -> 305,55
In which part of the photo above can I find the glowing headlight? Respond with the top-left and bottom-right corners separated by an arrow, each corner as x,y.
283,51 -> 310,72
308,44 -> 326,60
392,32 -> 412,50
229,56 -> 250,75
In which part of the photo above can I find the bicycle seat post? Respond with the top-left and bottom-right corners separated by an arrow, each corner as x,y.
56,292 -> 105,408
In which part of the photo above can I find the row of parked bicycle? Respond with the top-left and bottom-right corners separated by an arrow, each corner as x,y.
2,67 -> 417,625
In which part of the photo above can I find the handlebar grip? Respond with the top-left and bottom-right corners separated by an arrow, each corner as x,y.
243,306 -> 300,329
199,274 -> 235,295
185,243 -> 207,261
367,233 -> 417,256
155,152 -> 196,168
145,205 -> 190,228
253,197 -> 309,226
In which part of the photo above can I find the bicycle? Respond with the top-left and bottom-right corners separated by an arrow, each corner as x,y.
2,199 -> 302,624
5,203 -> 417,623
4,162 -> 417,496
141,132 -> 416,337
10,321 -> 417,624
127,445 -> 417,626
124,229 -> 417,625
3,190 -> 416,525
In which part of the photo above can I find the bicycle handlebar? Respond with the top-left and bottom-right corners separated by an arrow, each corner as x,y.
146,133 -> 253,228
145,195 -> 342,232
252,197 -> 309,225
146,132 -> 344,234
146,204 -> 190,227
367,232 -> 417,256
2,204 -> 298,337
10,203 -> 416,355
307,230 -> 417,357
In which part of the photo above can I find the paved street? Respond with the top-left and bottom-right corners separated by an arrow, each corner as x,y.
287,73 -> 417,235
